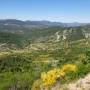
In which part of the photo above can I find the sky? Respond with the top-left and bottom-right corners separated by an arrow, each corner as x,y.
0,0 -> 90,22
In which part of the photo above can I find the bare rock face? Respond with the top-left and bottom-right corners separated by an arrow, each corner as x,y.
67,74 -> 90,90
55,31 -> 67,42
51,82 -> 61,90
47,74 -> 90,90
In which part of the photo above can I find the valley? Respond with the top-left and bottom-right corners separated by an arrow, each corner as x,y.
0,19 -> 90,90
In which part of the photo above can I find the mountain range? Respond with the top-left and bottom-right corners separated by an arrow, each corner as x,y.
0,19 -> 88,27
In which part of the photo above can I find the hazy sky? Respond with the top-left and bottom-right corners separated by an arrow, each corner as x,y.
0,0 -> 90,22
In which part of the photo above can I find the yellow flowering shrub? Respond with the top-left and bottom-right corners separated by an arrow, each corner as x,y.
41,69 -> 58,87
62,64 -> 77,72
31,79 -> 42,90
41,64 -> 77,88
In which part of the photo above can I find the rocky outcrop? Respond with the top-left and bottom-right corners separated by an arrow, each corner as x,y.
67,74 -> 90,90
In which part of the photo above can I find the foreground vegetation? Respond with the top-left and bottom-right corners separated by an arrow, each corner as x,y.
0,39 -> 90,90
0,21 -> 90,90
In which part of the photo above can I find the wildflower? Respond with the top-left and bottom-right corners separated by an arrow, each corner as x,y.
41,64 -> 77,88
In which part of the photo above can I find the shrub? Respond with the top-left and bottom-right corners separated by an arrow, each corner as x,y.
40,64 -> 77,88
31,79 -> 42,90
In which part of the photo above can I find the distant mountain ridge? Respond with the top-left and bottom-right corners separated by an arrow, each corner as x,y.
0,19 -> 89,27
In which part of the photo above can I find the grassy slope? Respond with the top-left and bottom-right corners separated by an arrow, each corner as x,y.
0,39 -> 90,90
0,24 -> 90,90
